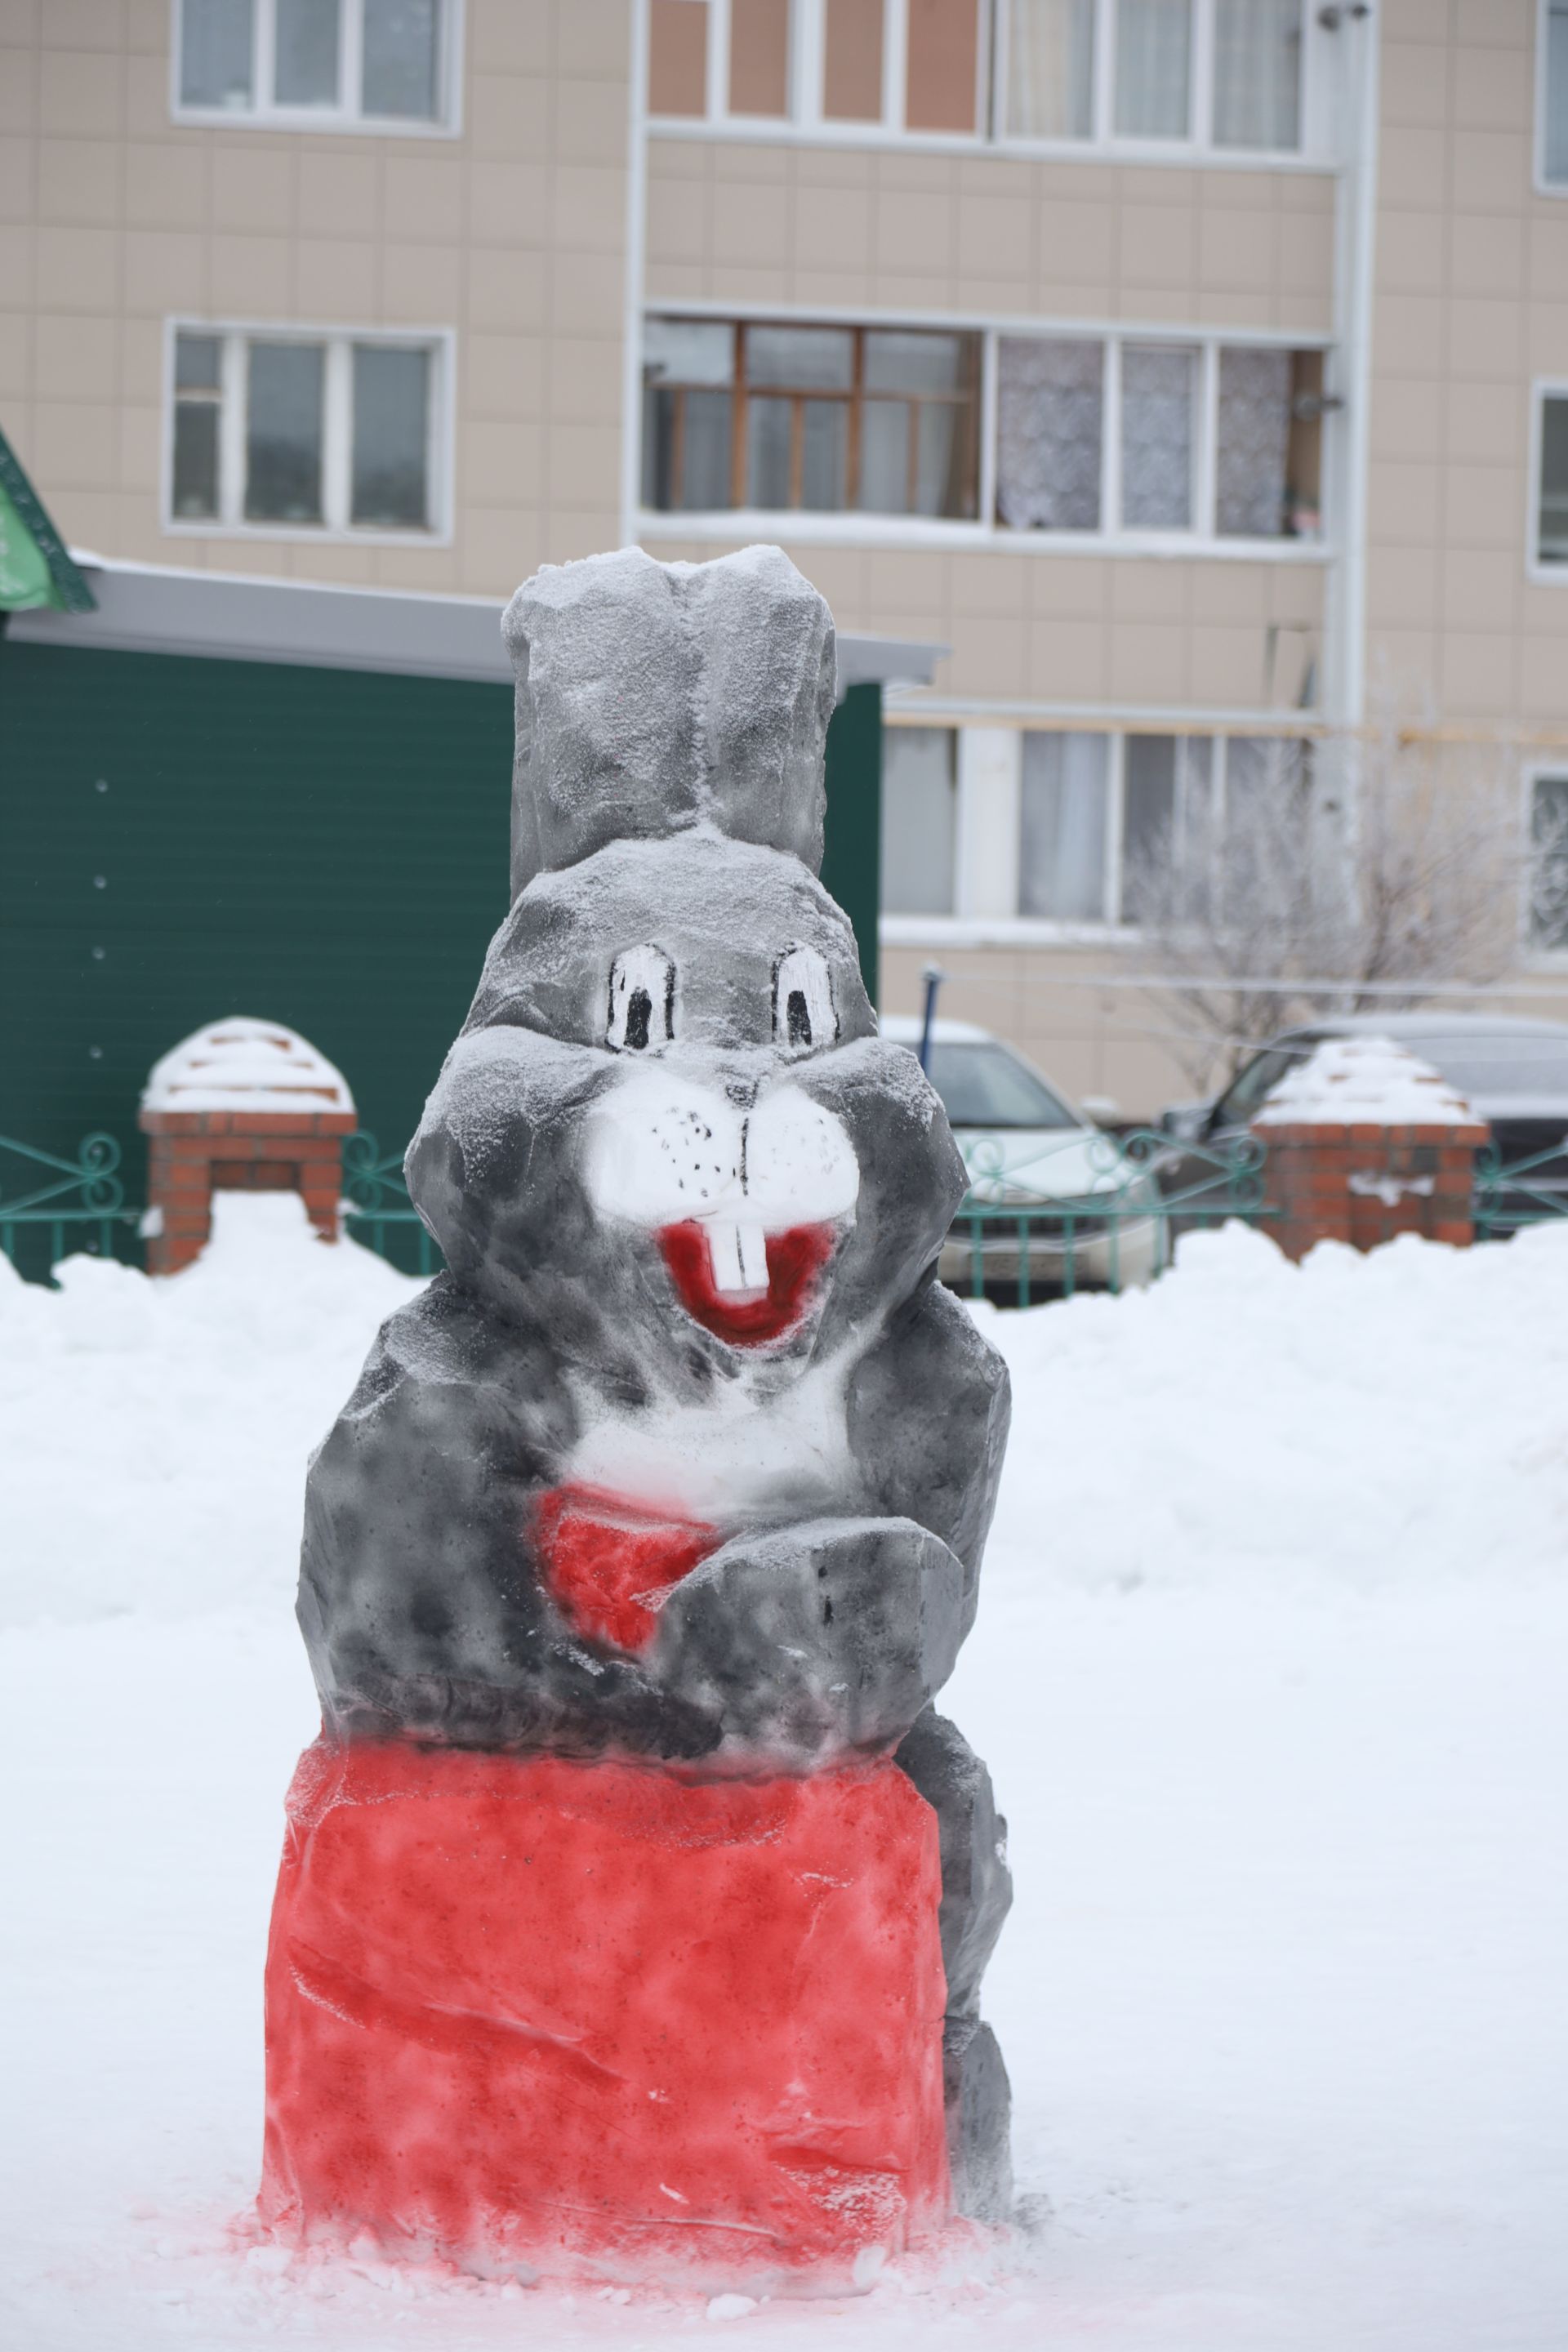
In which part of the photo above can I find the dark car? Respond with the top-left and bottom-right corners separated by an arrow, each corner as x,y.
1157,1013 -> 1568,1229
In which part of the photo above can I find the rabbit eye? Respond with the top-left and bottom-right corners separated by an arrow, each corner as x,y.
608,946 -> 676,1053
773,946 -> 835,1055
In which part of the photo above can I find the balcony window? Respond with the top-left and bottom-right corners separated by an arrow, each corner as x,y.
1002,0 -> 1094,138
996,332 -> 1325,542
176,0 -> 452,129
882,727 -> 958,915
1019,732 -> 1110,920
1536,390 -> 1568,566
1114,0 -> 1189,139
648,0 -> 987,136
996,337 -> 1102,530
1530,774 -> 1568,948
168,327 -> 443,537
1120,342 -> 1197,530
1212,0 -> 1301,151
641,316 -> 981,518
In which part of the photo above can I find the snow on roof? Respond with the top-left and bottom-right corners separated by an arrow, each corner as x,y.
1254,1034 -> 1475,1127
141,1018 -> 354,1117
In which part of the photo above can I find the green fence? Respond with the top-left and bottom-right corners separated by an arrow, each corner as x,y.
947,1127 -> 1273,1307
7,1125 -> 1568,1303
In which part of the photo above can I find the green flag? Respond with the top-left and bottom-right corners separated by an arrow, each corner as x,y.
0,430 -> 96,613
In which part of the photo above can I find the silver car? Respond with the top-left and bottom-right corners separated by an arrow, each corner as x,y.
882,1015 -> 1166,1299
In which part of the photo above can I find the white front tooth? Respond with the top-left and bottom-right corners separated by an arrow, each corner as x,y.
736,1222 -> 768,1289
706,1218 -> 768,1295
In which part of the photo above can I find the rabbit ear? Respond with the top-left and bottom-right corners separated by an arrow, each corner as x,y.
502,546 -> 835,899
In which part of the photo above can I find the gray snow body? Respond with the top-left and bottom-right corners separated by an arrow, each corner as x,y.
296,546 -> 1014,2216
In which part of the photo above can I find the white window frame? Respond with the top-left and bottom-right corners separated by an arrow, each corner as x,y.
171,0 -> 465,137
880,719 -> 1320,946
1536,0 -> 1568,196
1528,378 -> 1568,580
161,320 -> 456,546
648,0 -> 1336,167
636,304 -> 1336,560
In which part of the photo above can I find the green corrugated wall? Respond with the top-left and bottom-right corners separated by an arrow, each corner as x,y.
0,640 -> 881,1256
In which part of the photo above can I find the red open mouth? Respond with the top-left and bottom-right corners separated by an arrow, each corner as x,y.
657,1220 -> 837,1347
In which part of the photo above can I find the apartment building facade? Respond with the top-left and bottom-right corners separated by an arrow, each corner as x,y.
4,0 -> 1568,1113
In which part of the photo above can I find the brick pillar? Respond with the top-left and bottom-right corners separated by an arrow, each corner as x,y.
139,1018 -> 357,1276
140,1108 -> 359,1276
1252,1116 -> 1489,1265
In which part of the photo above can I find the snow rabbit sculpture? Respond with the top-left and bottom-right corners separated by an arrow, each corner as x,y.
261,546 -> 1013,2289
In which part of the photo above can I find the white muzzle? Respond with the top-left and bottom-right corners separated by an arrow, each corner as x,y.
584,1069 -> 860,1295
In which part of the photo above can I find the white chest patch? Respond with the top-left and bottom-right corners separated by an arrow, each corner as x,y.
563,1351 -> 856,1526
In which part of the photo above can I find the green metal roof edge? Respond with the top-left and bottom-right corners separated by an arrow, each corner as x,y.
0,430 -> 96,613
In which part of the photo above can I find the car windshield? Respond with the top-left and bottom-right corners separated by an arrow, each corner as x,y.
1399,1035 -> 1568,1102
924,1041 -> 1079,1130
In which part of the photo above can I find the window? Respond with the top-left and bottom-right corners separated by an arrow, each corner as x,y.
882,727 -> 957,913
1530,774 -> 1568,948
648,0 -> 1309,150
641,318 -> 981,518
648,0 -> 988,136
175,0 -> 454,130
1003,0 -> 1095,138
996,333 -> 1326,542
880,728 -> 1318,936
1540,0 -> 1568,188
168,327 -> 444,537
1535,389 -> 1568,567
1019,732 -> 1109,919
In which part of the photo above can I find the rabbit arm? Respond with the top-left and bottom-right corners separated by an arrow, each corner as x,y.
647,1514 -> 964,1771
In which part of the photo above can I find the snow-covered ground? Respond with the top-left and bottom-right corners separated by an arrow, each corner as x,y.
3,1197 -> 1566,2349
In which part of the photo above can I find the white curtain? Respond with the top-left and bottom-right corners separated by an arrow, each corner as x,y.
1120,345 -> 1196,531
1215,345 -> 1291,537
996,338 -> 1103,529
1212,0 -> 1301,150
1019,733 -> 1108,920
1115,0 -> 1190,139
1006,0 -> 1095,138
882,728 -> 957,915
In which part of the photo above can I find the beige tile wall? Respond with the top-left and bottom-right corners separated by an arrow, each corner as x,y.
644,533 -> 1326,712
646,139 -> 1338,333
0,0 -> 632,593
1369,0 -> 1568,725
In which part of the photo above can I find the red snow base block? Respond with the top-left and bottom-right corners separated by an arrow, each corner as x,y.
260,1740 -> 951,2290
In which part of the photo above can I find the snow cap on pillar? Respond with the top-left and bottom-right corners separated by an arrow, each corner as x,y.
501,545 -> 837,900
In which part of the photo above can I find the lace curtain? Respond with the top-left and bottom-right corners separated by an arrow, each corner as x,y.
1212,0 -> 1301,150
1215,346 -> 1291,537
996,338 -> 1103,529
1005,0 -> 1095,138
881,728 -> 957,915
1120,345 -> 1194,530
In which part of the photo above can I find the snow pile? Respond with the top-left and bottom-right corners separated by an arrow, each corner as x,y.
141,1018 -> 354,1116
973,1216 -> 1568,1595
8,1205 -> 1568,1632
1253,1032 -> 1475,1125
0,1192 -> 419,1626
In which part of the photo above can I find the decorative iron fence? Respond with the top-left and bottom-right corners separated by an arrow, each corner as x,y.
1473,1135 -> 1568,1241
5,1124 -> 1568,1303
341,1131 -> 443,1277
947,1128 -> 1274,1307
0,1132 -> 140,1285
